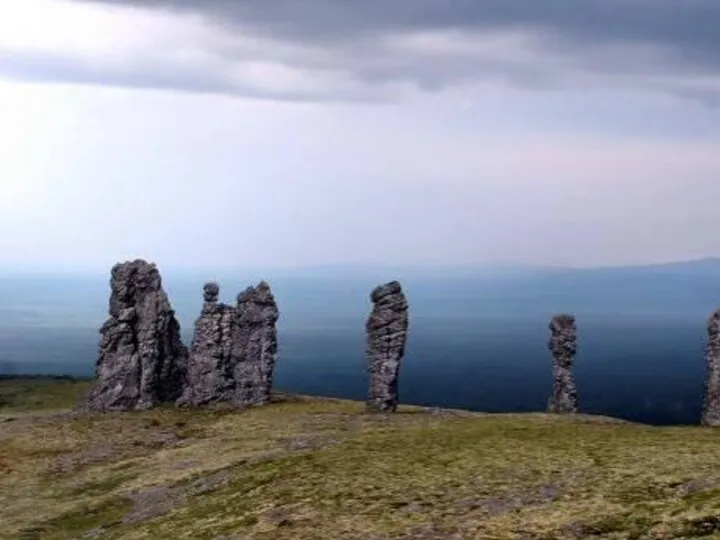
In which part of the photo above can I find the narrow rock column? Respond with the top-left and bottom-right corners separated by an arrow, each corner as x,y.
177,282 -> 236,407
365,281 -> 409,413
547,313 -> 579,414
232,281 -> 280,407
701,310 -> 720,426
82,260 -> 188,412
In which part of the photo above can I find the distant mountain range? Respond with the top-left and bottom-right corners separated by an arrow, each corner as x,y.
182,257 -> 720,277
2,257 -> 719,281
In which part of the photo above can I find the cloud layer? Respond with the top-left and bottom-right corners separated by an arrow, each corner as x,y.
1,0 -> 719,103
1,2 -> 720,270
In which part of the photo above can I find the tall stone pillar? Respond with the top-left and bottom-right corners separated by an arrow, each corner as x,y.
548,313 -> 579,414
702,309 -> 720,426
83,260 -> 187,412
366,281 -> 409,413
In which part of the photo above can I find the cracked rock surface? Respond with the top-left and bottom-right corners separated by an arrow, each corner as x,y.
178,281 -> 279,408
177,282 -> 237,407
365,281 -> 409,413
82,260 -> 188,412
702,309 -> 720,426
548,313 -> 578,414
231,281 -> 280,407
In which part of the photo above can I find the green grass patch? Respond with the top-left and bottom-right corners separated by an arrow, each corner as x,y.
57,470 -> 140,498
19,496 -> 134,540
0,377 -> 92,411
3,377 -> 720,539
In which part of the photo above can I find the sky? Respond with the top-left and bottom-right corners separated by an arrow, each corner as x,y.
1,0 -> 719,272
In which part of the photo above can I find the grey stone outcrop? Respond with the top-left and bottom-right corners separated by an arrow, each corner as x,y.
548,313 -> 578,414
82,260 -> 188,411
177,282 -> 237,407
232,281 -> 280,407
702,309 -> 720,426
365,281 -> 409,413
178,281 -> 279,408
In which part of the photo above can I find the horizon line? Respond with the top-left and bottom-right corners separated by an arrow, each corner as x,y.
1,256 -> 719,277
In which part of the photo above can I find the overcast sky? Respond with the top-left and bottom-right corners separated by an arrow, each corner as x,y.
1,0 -> 719,271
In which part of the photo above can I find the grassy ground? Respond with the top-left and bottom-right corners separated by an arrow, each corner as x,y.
1,379 -> 720,539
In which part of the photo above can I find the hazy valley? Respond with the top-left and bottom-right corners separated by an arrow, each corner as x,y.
2,259 -> 719,425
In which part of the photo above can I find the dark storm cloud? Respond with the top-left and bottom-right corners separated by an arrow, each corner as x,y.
96,0 -> 720,64
99,0 -> 718,46
6,0 -> 720,102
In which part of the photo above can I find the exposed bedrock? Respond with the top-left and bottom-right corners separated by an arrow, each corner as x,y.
82,260 -> 188,412
232,281 -> 280,407
178,281 -> 279,408
702,309 -> 720,426
365,281 -> 409,413
548,313 -> 579,414
177,282 -> 237,407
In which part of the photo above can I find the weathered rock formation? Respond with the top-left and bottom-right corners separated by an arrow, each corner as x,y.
232,281 -> 280,407
701,309 -> 720,426
548,313 -> 578,414
365,281 -> 409,413
82,260 -> 188,412
176,282 -> 237,407
178,281 -> 279,408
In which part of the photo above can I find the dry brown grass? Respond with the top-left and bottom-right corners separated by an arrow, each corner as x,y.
2,379 -> 720,539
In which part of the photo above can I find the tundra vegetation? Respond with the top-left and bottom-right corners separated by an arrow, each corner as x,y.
3,260 -> 720,538
2,377 -> 720,540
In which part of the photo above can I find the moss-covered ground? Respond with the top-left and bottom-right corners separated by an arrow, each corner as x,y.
2,377 -> 720,539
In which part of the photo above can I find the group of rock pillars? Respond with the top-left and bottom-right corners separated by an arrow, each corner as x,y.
82,259 -> 720,427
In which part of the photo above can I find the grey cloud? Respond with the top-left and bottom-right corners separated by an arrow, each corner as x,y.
163,0 -> 720,87
7,0 -> 720,102
0,50 -> 388,103
103,0 -> 719,49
